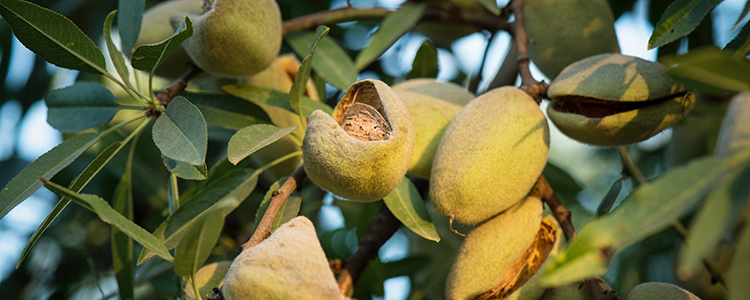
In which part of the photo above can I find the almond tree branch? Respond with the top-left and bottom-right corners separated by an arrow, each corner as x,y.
155,64 -> 203,107
509,0 -> 548,101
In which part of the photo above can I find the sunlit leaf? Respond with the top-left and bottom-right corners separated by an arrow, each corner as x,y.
117,0 -> 145,52
662,47 -> 750,94
43,181 -> 173,262
648,0 -> 722,49
286,31 -> 357,90
103,10 -> 133,90
177,91 -> 272,130
162,156 -> 207,180
406,40 -> 438,80
0,132 -> 100,220
174,199 -> 233,277
45,82 -> 119,133
355,3 -> 426,70
290,26 -> 329,124
152,96 -> 207,165
131,16 -> 192,73
383,177 -> 440,242
222,85 -> 333,116
0,0 -> 107,73
227,124 -> 297,165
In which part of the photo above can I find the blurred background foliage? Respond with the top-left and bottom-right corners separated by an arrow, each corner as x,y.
0,0 -> 745,299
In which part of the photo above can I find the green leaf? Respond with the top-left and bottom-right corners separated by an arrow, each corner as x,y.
152,96 -> 207,165
355,3 -> 426,70
476,0 -> 500,15
648,0 -> 722,49
542,163 -> 583,199
18,141 -> 125,267
0,0 -> 107,74
252,178 -> 284,232
227,124 -> 297,165
117,0 -> 145,52
103,10 -> 133,91
162,156 -> 207,180
661,47 -> 750,94
383,177 -> 440,242
542,156 -> 725,286
222,85 -> 334,116
724,20 -> 750,60
138,169 -> 259,264
177,91 -> 272,130
271,195 -> 301,231
290,26 -> 330,125
43,180 -> 173,262
286,31 -> 357,90
0,132 -> 100,220
131,16 -> 192,73
174,200 -> 232,277
734,0 -> 750,29
407,40 -> 438,80
727,220 -> 750,300
112,141 -> 136,300
45,81 -> 119,133
596,177 -> 623,216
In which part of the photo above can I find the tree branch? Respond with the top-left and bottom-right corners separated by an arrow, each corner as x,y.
510,0 -> 548,101
156,64 -> 203,107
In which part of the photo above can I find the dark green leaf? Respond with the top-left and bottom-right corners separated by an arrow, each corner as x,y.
290,26 -> 330,124
0,132 -> 100,220
174,201 -> 231,277
117,0 -> 145,52
542,163 -> 583,198
177,91 -> 272,130
152,96 -> 207,165
18,141 -> 125,267
227,124 -> 297,165
407,40 -> 438,80
103,10 -> 133,91
661,47 -> 750,94
43,181 -> 173,262
648,0 -> 722,49
382,256 -> 431,279
286,31 -> 357,90
45,81 -> 118,133
162,156 -> 207,180
355,3 -> 426,70
131,16 -> 192,73
724,20 -> 750,59
222,85 -> 333,116
734,0 -> 750,29
0,0 -> 107,73
596,177 -> 623,216
727,219 -> 750,300
112,141 -> 135,300
476,0 -> 500,15
138,169 -> 259,264
383,177 -> 440,242
542,156 -> 725,286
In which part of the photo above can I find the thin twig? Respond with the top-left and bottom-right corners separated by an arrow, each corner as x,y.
618,146 -> 647,186
241,166 -> 308,251
337,205 -> 402,296
155,64 -> 203,107
509,0 -> 548,101
468,31 -> 496,95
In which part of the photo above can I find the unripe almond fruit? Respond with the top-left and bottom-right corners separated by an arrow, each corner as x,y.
626,282 -> 701,300
303,78 -> 415,202
174,0 -> 282,78
715,91 -> 750,158
431,86 -> 549,224
525,0 -> 620,79
547,53 -> 695,147
222,217 -> 347,300
392,79 -> 474,179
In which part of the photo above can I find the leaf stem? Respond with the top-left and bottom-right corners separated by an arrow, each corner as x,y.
258,151 -> 303,173
169,173 -> 180,214
618,146 -> 647,186
156,64 -> 203,107
100,110 -> 149,137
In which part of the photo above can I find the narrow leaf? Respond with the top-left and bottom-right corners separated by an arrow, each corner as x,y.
177,91 -> 272,130
355,3 -> 426,70
662,47 -> 750,94
286,31 -> 357,90
131,16 -> 192,73
0,0 -> 107,73
117,0 -> 145,52
152,96 -> 207,165
162,156 -> 207,180
174,200 -> 232,277
227,124 -> 297,165
112,141 -> 136,300
542,163 -> 583,199
290,26 -> 329,125
596,177 -> 623,216
383,177 -> 440,242
407,39 -> 438,80
43,181 -> 173,262
0,132 -> 100,220
734,0 -> 750,29
18,141 -> 124,267
542,156 -> 725,286
271,195 -> 301,231
648,0 -> 722,49
103,10 -> 133,90
222,85 -> 333,116
727,220 -> 750,300
252,178 -> 284,233
725,20 -> 750,60
45,82 -> 118,133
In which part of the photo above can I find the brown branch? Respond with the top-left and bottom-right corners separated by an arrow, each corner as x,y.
282,6 -> 511,37
241,166 -> 308,251
337,205 -> 402,296
509,0 -> 549,102
155,64 -> 203,107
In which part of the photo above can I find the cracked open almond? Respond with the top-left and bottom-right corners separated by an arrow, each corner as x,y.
547,53 -> 695,147
302,78 -> 415,202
